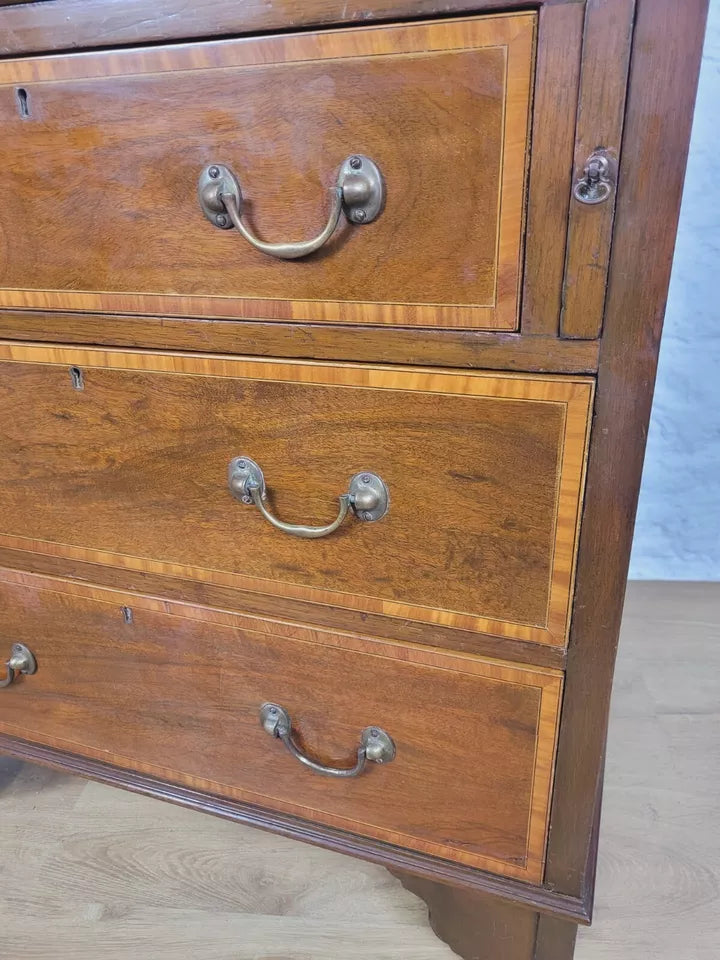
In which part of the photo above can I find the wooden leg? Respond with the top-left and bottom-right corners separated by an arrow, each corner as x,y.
534,915 -> 578,960
390,871 -> 577,960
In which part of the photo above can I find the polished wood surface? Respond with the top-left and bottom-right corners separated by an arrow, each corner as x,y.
0,343 -> 592,647
393,873 -> 540,960
521,1 -> 584,336
394,871 -> 579,960
0,311 -> 601,373
0,15 -> 534,331
0,731 -> 589,922
0,1 -> 709,956
0,545 -> 568,669
561,0 -> 635,339
3,582 -> 716,959
0,568 -> 563,882
0,0 -> 577,57
544,0 -> 710,902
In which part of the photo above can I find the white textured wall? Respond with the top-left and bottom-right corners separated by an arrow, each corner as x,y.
629,0 -> 720,579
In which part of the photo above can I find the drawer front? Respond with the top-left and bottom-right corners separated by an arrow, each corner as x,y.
0,571 -> 562,882
0,344 -> 592,647
0,14 -> 534,331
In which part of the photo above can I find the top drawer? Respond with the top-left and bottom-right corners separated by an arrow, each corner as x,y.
0,14 -> 535,330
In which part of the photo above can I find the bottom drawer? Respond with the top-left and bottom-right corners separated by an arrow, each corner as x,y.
0,570 -> 562,883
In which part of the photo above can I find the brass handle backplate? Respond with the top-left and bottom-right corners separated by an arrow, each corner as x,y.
260,703 -> 396,778
198,155 -> 385,259
0,643 -> 37,689
228,456 -> 389,539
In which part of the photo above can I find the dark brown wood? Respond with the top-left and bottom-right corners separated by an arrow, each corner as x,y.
0,732 -> 590,923
521,2 -> 584,335
392,872 -> 539,960
390,871 -> 578,960
0,312 -> 601,373
0,3 -> 709,958
0,0 -> 583,57
561,0 -> 635,339
534,915 -> 579,959
0,16 -> 533,333
0,546 -> 568,669
0,346 -> 592,649
0,571 -> 562,882
545,0 -> 710,902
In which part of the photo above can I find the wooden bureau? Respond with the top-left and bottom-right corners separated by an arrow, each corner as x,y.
0,2 -> 708,958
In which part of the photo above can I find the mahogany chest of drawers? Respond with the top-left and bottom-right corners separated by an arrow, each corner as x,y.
0,2 -> 708,957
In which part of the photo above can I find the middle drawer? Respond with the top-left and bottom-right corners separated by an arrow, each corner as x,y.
0,343 -> 593,648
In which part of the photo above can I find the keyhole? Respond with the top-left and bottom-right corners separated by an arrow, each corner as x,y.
15,88 -> 30,119
69,366 -> 84,391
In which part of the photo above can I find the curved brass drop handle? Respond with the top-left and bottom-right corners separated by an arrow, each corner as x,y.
198,155 -> 385,260
223,187 -> 344,260
228,456 -> 389,540
260,703 -> 396,778
0,643 -> 37,689
252,486 -> 351,539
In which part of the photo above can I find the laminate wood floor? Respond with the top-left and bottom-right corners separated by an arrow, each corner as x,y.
1,582 -> 718,959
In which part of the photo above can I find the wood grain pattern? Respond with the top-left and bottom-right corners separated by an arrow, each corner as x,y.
0,732 -> 590,924
392,873 -> 539,960
2,582 -> 716,958
0,545 -> 568,670
0,0 -> 581,57
0,568 -> 563,882
0,311 -> 601,374
0,758 -> 465,960
0,343 -> 593,647
544,0 -> 710,904
577,582 -> 720,958
0,4 -> 708,955
393,872 -> 579,960
537,916 -> 579,959
0,14 -> 534,331
561,0 -> 635,339
521,2 -> 584,335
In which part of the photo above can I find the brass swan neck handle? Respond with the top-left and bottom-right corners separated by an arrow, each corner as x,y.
198,155 -> 385,260
260,703 -> 396,778
228,456 -> 389,540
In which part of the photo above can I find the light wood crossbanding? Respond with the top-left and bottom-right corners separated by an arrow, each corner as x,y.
0,342 -> 593,647
0,568 -> 563,882
0,14 -> 535,330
